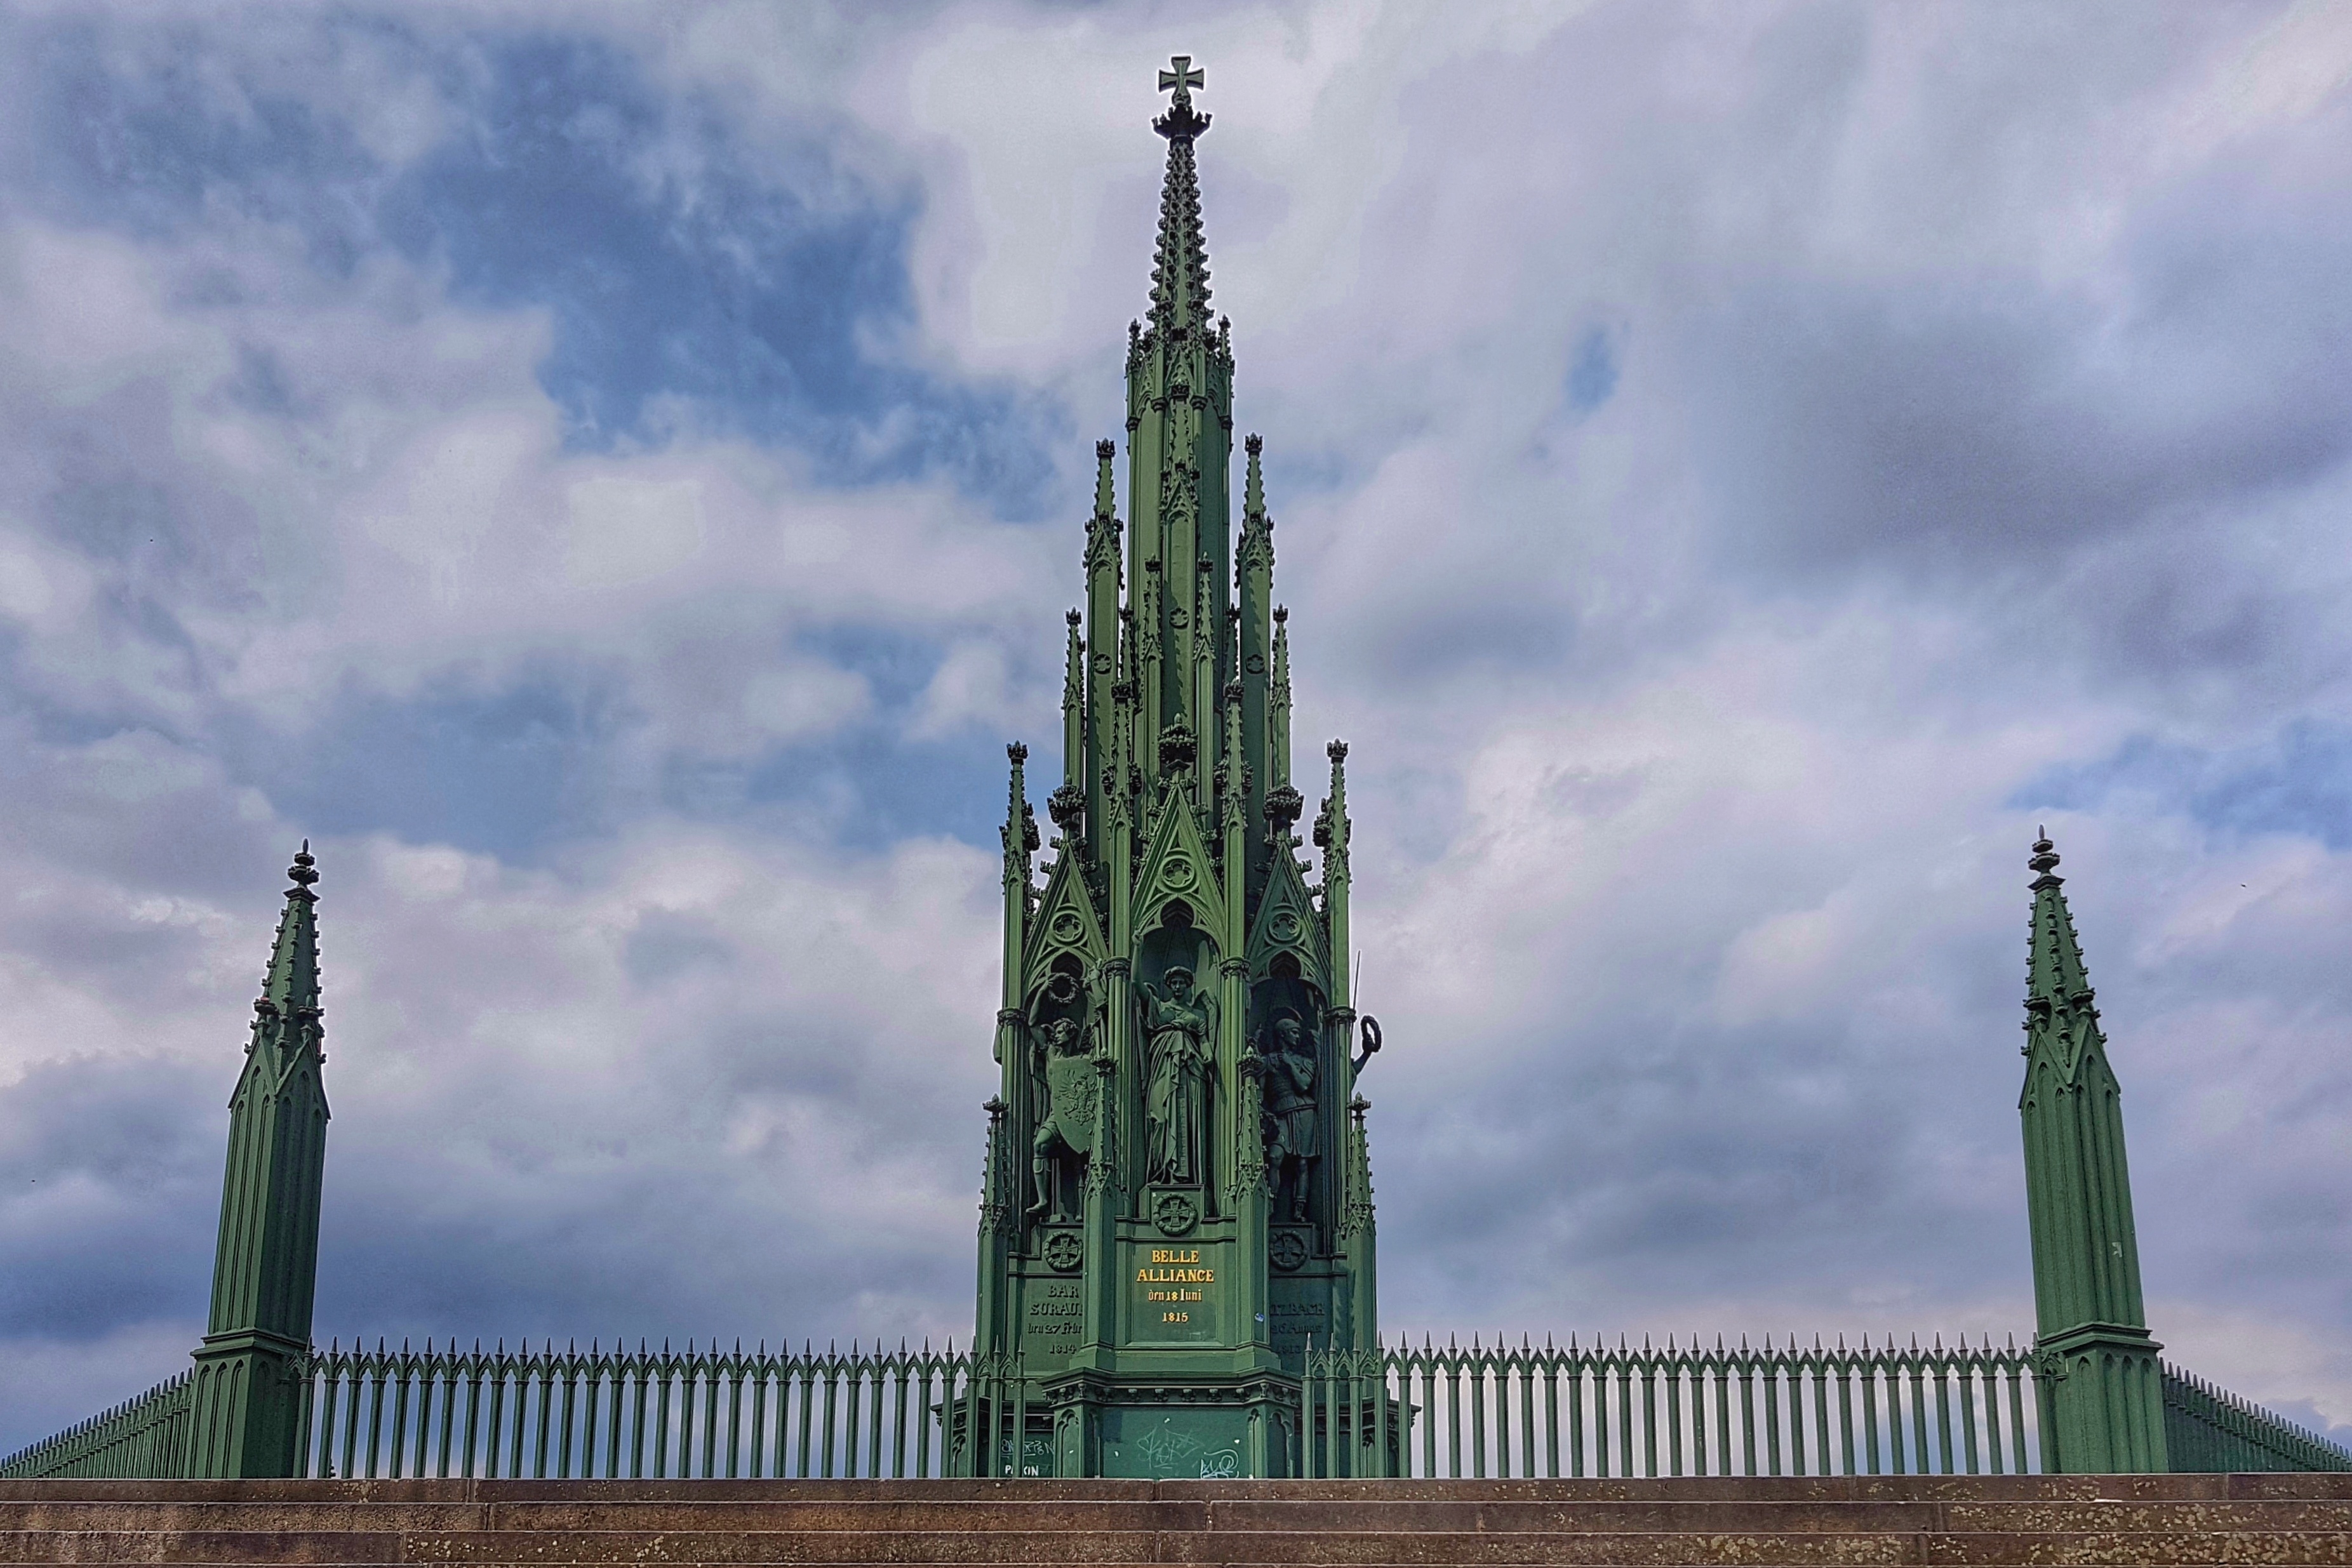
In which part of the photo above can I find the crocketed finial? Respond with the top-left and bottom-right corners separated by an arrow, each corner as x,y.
287,839 -> 319,889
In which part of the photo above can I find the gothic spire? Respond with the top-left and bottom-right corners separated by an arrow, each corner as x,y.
1149,55 -> 1212,336
1239,434 -> 1271,563
2017,827 -> 2168,1472
262,840 -> 321,1025
1093,437 -> 1118,521
190,843 -> 331,1477
966,60 -> 1380,1436
2027,828 -> 2093,1013
1055,614 -> 1086,839
1001,743 -> 1038,891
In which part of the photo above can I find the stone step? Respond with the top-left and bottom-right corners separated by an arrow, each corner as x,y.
11,1527 -> 2352,1567
13,1476 -> 2352,1503
10,1497 -> 2352,1536
1,1478 -> 2349,1567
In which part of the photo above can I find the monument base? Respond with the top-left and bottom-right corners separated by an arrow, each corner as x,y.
1040,1369 -> 1299,1478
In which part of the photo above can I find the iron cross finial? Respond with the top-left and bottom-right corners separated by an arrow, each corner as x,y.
1153,55 -> 1210,140
1158,56 -> 1204,99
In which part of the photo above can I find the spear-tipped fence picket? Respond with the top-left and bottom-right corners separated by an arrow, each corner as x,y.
1295,1338 -> 2352,1480
8,1334 -> 2349,1480
297,1339 -> 1036,1481
1300,1334 -> 2045,1479
2163,1361 -> 2352,1473
0,1369 -> 193,1480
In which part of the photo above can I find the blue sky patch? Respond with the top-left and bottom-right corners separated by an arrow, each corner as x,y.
1566,324 -> 1619,414
225,674 -> 631,859
2014,722 -> 2352,849
22,20 -> 1065,517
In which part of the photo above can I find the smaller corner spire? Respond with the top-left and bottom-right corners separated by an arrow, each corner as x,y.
1055,613 -> 1086,823
2014,821 -> 2165,1470
1314,741 -> 1351,870
1003,744 -> 1036,845
1093,439 -> 1118,517
1239,434 -> 1273,578
194,842 -> 334,1475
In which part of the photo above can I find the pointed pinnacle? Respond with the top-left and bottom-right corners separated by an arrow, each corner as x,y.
1094,439 -> 1118,520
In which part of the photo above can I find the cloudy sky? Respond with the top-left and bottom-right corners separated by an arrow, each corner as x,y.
6,0 -> 2352,1454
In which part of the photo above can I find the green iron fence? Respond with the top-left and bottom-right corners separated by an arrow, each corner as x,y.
0,1369 -> 193,1480
296,1340 -> 1026,1480
1299,1336 -> 2352,1479
1302,1335 -> 2044,1479
11,1336 -> 2351,1480
2164,1362 -> 2352,1473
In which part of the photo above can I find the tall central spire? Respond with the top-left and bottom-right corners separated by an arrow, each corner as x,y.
1149,55 -> 1212,337
970,58 -> 1380,1478
1125,57 -> 1235,786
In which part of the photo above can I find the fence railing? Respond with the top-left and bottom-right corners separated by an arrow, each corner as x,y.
1302,1335 -> 2043,1478
12,1334 -> 2351,1481
300,1340 -> 1031,1480
2163,1362 -> 2352,1473
0,1369 -> 194,1480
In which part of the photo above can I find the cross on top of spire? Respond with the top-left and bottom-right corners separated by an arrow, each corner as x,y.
1154,55 -> 1209,140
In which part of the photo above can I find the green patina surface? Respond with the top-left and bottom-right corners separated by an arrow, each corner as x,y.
968,57 -> 1381,1479
189,843 -> 332,1478
2017,832 -> 2169,1473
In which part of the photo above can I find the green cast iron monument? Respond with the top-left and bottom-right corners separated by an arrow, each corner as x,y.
969,57 -> 1380,1479
6,56 -> 2351,1487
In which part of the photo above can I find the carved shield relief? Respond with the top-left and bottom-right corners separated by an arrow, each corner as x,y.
1045,1051 -> 1099,1155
